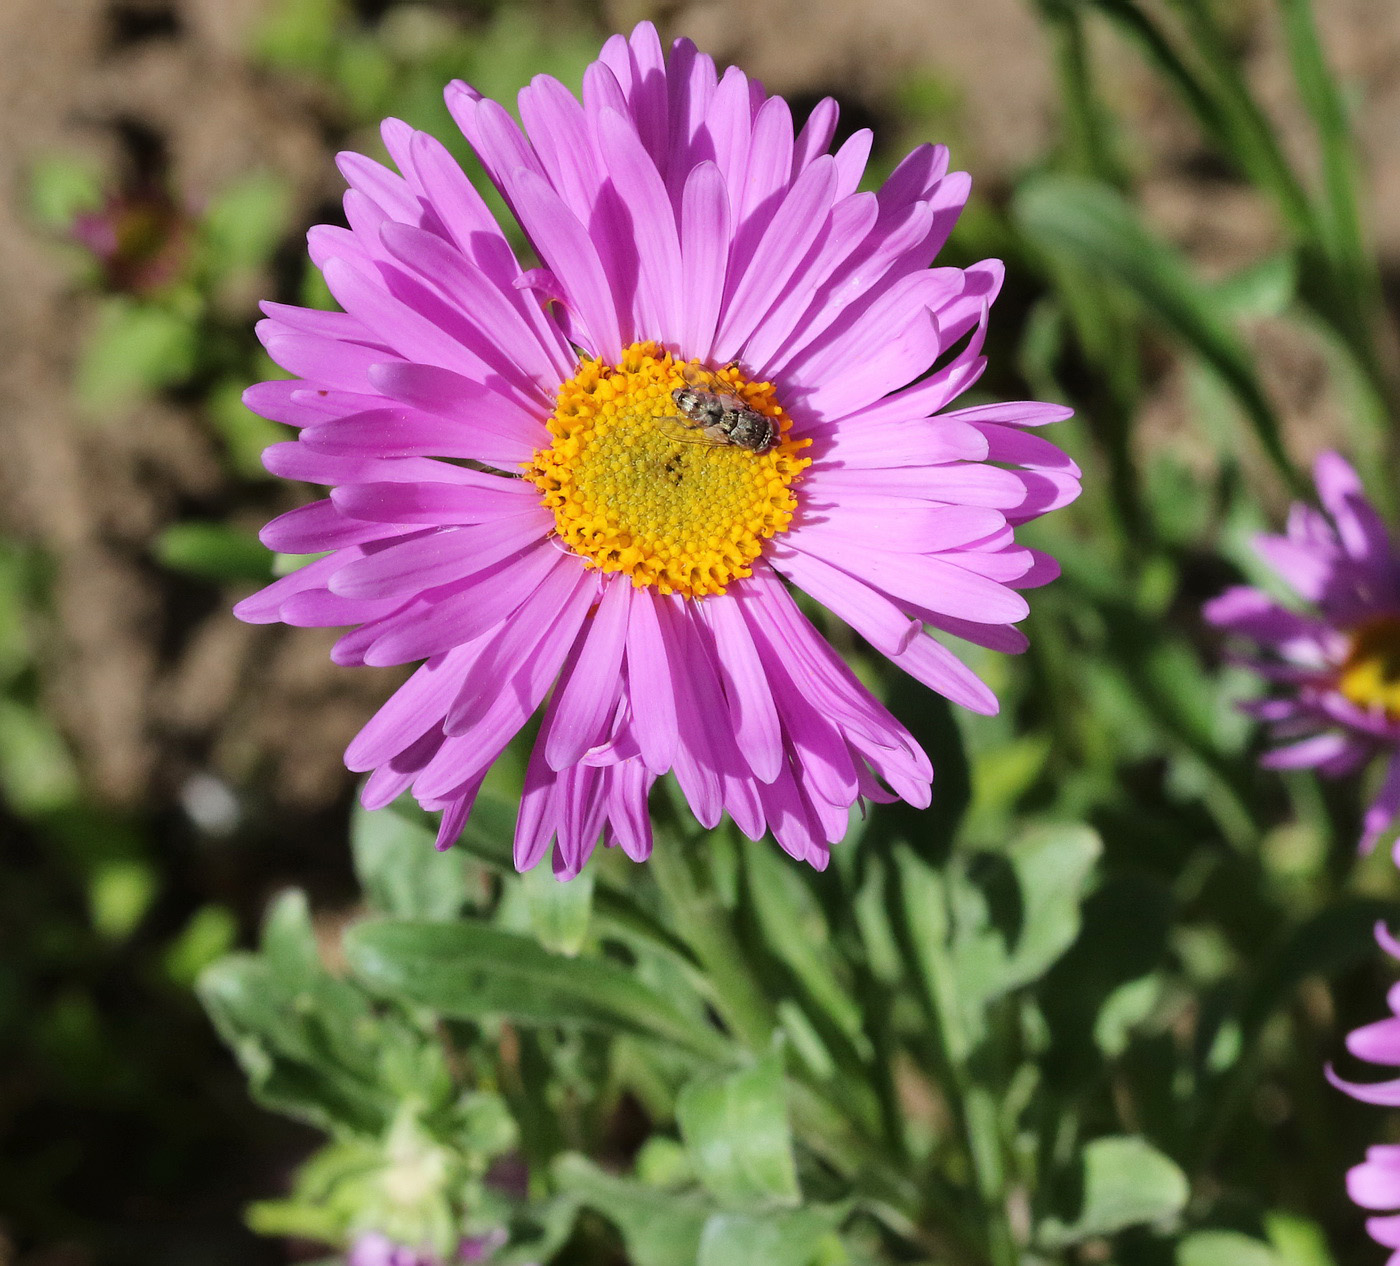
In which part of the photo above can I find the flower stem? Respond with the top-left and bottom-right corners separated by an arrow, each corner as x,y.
647,822 -> 776,1052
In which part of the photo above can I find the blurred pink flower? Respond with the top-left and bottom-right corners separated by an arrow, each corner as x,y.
347,1230 -> 509,1265
236,22 -> 1078,876
1206,451 -> 1400,854
71,184 -> 190,294
1328,924 -> 1400,1263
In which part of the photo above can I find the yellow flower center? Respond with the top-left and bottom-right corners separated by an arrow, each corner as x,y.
1338,616 -> 1400,717
524,342 -> 809,598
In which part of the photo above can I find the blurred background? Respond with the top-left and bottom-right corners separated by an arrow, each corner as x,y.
3,0 -> 1400,1262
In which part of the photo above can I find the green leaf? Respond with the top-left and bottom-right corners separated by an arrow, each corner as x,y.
76,297 -> 198,416
553,1155 -> 708,1266
697,1207 -> 845,1266
1039,1135 -> 1189,1247
950,824 -> 1102,1009
89,859 -> 157,940
1093,974 -> 1163,1058
164,904 -> 239,987
207,376 -> 286,478
345,919 -> 729,1061
1275,0 -> 1378,332
198,950 -> 387,1134
155,522 -> 273,583
1207,253 -> 1297,319
1178,1230 -> 1281,1266
27,153 -> 104,229
262,889 -> 322,985
0,698 -> 81,814
1264,1212 -> 1336,1266
677,1051 -> 801,1209
521,862 -> 595,956
197,891 -> 395,1134
351,800 -> 469,921
741,842 -> 866,1052
1013,174 -> 1297,488
198,171 -> 292,281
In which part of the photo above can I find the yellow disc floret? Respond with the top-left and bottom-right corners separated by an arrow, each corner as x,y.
524,342 -> 809,598
1339,615 -> 1400,718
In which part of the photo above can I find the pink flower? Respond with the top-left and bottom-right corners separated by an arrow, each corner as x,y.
1328,924 -> 1400,1263
71,183 -> 191,295
1205,452 -> 1400,855
236,23 -> 1078,876
347,1232 -> 509,1265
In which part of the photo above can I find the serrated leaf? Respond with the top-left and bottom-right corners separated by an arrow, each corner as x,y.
198,952 -> 387,1135
677,1051 -> 800,1210
697,1207 -> 845,1266
345,919 -> 728,1061
351,801 -> 469,921
197,891 -> 400,1134
1039,1135 -> 1188,1247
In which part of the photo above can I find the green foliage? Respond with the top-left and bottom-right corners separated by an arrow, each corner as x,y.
351,799 -> 471,921
1178,1230 -> 1282,1266
345,918 -> 727,1061
1039,1136 -> 1189,1246
16,0 -> 1400,1261
75,296 -> 200,418
1014,174 -> 1295,488
676,1052 -> 801,1209
197,171 -> 293,286
155,522 -> 274,583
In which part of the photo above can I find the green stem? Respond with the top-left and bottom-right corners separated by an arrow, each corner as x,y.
898,849 -> 1019,1266
648,825 -> 776,1051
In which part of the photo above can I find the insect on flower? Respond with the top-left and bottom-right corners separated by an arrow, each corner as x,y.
235,22 -> 1080,877
662,362 -> 779,453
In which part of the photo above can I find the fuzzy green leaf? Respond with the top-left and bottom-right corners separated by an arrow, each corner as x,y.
346,919 -> 728,1061
677,1051 -> 801,1209
1039,1135 -> 1188,1247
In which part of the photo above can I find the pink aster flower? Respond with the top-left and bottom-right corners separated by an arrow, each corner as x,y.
1205,452 -> 1400,855
1327,924 -> 1400,1263
235,23 -> 1079,876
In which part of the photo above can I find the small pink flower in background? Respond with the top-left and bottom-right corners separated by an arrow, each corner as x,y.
72,183 -> 191,295
236,22 -> 1079,876
1328,924 -> 1400,1263
347,1230 -> 511,1265
1206,452 -> 1400,855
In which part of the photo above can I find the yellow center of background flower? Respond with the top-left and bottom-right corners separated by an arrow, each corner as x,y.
525,342 -> 809,598
1338,615 -> 1400,717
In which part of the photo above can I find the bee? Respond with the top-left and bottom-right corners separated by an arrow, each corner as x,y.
659,362 -> 779,454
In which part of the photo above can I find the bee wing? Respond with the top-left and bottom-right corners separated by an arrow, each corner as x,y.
680,362 -> 722,390
653,413 -> 723,446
